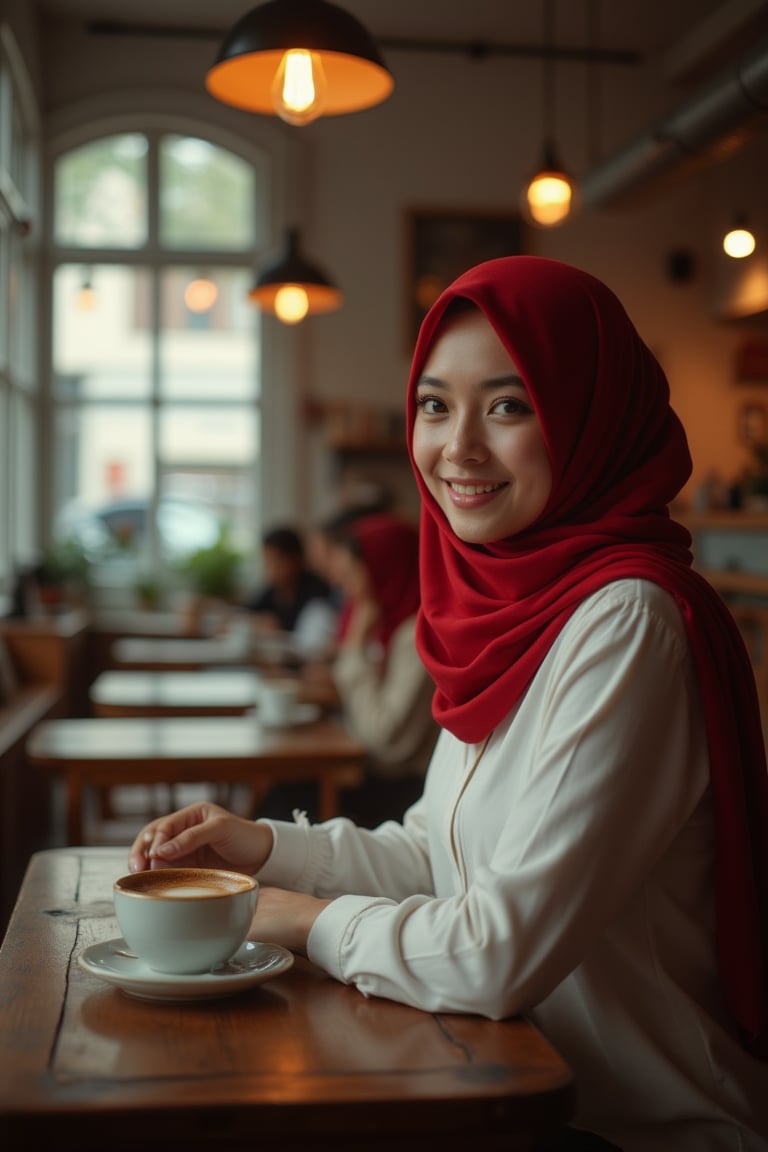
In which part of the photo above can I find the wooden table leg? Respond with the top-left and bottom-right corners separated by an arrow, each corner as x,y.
67,776 -> 84,845
317,775 -> 338,822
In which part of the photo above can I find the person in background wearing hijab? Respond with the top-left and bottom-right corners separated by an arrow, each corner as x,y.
325,512 -> 439,826
258,511 -> 438,826
129,257 -> 768,1152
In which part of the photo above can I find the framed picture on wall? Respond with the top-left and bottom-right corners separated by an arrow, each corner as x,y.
404,207 -> 523,351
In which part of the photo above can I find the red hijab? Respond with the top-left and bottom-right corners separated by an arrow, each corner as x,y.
337,513 -> 421,654
406,255 -> 768,1057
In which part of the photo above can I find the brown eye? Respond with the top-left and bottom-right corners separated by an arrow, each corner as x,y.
490,397 -> 531,417
415,395 -> 446,415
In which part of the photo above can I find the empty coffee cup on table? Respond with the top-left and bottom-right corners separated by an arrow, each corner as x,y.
258,677 -> 300,726
113,868 -> 258,975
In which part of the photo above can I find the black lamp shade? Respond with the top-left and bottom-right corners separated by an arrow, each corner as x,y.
206,0 -> 394,117
249,229 -> 343,318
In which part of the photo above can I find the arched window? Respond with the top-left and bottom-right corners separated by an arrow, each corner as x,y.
49,126 -> 269,592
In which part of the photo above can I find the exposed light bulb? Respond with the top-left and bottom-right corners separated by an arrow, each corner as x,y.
723,225 -> 756,259
76,283 -> 97,312
271,50 -> 327,126
274,284 -> 310,324
184,277 -> 218,313
525,172 -> 573,227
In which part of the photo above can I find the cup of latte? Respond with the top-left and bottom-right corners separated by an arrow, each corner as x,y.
113,868 -> 259,974
257,676 -> 301,726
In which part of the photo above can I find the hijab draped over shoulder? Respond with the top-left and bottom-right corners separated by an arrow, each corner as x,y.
405,255 -> 768,1057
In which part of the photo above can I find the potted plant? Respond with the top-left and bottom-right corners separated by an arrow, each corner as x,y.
133,570 -> 165,611
176,526 -> 245,604
36,536 -> 93,611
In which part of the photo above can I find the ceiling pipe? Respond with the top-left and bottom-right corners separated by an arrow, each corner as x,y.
582,34 -> 768,208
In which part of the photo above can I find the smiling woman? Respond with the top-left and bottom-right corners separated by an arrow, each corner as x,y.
128,256 -> 768,1152
412,301 -> 552,544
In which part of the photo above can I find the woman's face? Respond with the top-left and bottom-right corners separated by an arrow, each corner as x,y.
412,308 -> 552,545
329,543 -> 372,602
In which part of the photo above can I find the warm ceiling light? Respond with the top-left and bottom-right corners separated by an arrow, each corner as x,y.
248,229 -> 343,323
205,0 -> 394,125
184,276 -> 219,313
522,144 -> 578,227
723,215 -> 756,259
76,268 -> 97,312
521,0 -> 578,229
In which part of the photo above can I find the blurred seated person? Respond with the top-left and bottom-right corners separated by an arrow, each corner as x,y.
243,525 -> 338,660
267,512 -> 439,827
305,500 -> 394,618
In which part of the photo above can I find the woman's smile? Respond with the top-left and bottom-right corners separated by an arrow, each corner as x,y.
444,479 -> 508,505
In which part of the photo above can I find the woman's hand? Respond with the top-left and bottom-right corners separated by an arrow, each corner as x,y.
250,887 -> 332,956
128,802 -> 273,876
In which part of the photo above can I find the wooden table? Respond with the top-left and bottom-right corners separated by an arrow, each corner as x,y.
90,668 -> 263,717
0,848 -> 575,1151
110,633 -> 253,671
26,715 -> 366,843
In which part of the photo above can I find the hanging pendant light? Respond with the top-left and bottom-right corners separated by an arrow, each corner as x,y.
521,0 -> 578,228
75,266 -> 98,312
248,229 -> 343,323
206,0 -> 394,125
723,213 -> 756,259
523,141 -> 577,227
184,272 -> 219,313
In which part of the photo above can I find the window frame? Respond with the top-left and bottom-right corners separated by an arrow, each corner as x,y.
0,21 -> 40,607
43,104 -> 306,601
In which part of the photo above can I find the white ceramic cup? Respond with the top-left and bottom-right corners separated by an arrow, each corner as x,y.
258,677 -> 301,726
113,867 -> 259,975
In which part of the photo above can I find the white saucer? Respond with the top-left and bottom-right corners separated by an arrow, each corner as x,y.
250,702 -> 322,728
78,938 -> 294,1001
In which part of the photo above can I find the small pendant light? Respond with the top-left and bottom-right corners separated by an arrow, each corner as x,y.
248,229 -> 343,324
723,214 -> 756,259
521,0 -> 578,228
206,0 -> 394,126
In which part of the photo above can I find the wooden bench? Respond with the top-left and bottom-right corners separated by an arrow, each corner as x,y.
0,610 -> 90,939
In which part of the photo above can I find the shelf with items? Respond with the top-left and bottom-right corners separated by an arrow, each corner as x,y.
307,397 -> 408,456
678,510 -> 768,602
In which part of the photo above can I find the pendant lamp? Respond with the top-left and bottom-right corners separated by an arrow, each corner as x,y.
521,0 -> 578,228
206,0 -> 394,125
248,229 -> 343,324
76,266 -> 97,312
723,214 -> 756,259
523,142 -> 577,228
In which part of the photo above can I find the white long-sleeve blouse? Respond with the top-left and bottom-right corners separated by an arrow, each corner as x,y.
257,578 -> 768,1151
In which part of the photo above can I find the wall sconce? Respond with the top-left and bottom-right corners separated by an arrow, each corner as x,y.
206,0 -> 394,125
521,0 -> 578,228
723,214 -> 756,259
248,229 -> 343,324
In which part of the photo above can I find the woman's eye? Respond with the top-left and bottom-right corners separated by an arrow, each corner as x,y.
415,395 -> 446,415
490,397 -> 530,417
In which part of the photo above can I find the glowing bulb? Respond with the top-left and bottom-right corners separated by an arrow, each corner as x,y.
723,226 -> 756,259
525,173 -> 573,227
76,284 -> 97,312
184,277 -> 218,313
274,285 -> 310,324
271,50 -> 327,126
